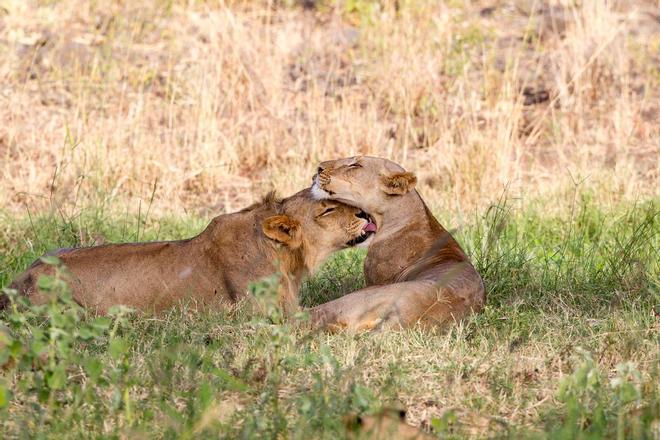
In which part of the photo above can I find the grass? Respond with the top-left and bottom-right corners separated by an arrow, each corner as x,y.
0,0 -> 657,216
0,196 -> 658,438
1,0 -> 658,437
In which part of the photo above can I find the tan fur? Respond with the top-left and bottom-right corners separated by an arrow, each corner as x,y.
310,156 -> 485,331
7,189 -> 372,315
344,409 -> 433,439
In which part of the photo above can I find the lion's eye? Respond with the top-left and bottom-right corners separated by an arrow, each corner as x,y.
347,163 -> 362,169
319,207 -> 335,217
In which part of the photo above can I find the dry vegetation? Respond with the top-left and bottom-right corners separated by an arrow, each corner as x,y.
0,1 -> 658,438
1,0 -> 657,217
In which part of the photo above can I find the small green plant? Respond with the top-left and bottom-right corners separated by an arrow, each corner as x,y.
554,349 -> 608,438
0,256 -> 134,434
0,200 -> 656,438
2,258 -> 108,404
550,349 -> 654,439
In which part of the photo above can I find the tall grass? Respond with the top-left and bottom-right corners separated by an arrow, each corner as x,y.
0,0 -> 657,217
1,0 -> 658,438
1,198 -> 657,438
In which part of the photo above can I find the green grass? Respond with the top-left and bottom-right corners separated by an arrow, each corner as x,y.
0,196 -> 658,438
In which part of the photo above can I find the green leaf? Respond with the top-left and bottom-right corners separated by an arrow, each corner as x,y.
0,382 -> 10,409
31,339 -> 47,357
618,382 -> 639,404
91,317 -> 112,331
84,358 -> 104,381
47,366 -> 67,390
108,305 -> 135,317
37,275 -> 56,291
78,327 -> 94,340
212,368 -> 249,392
109,337 -> 129,360
431,410 -> 458,433
38,386 -> 50,403
198,382 -> 213,409
9,339 -> 23,359
352,385 -> 373,410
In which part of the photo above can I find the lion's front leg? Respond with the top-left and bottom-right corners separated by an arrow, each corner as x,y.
309,282 -> 433,332
310,301 -> 398,333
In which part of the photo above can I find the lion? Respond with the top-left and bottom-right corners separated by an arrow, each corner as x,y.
309,156 -> 485,331
344,408 -> 433,439
4,189 -> 377,315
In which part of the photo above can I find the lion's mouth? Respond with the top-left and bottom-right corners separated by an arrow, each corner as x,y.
346,211 -> 377,247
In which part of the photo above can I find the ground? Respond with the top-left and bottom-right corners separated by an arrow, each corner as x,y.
0,0 -> 658,438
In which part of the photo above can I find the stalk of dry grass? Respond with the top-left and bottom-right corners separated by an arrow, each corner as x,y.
0,0 -> 657,219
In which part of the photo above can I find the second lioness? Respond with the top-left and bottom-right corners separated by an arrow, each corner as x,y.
310,156 -> 485,331
8,189 -> 376,315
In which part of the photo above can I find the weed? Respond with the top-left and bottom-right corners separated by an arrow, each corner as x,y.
1,198 -> 657,438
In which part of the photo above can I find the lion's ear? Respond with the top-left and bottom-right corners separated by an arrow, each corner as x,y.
379,171 -> 417,195
262,215 -> 302,248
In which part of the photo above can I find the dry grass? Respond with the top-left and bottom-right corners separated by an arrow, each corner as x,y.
0,3 -> 659,435
1,0 -> 657,218
0,182 -> 657,437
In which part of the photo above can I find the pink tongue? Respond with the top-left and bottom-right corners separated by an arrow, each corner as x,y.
363,222 -> 377,233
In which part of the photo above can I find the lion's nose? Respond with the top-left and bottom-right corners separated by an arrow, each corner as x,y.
317,166 -> 324,175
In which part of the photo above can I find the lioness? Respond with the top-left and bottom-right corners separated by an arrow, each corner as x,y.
309,156 -> 485,331
344,409 -> 433,439
5,190 -> 376,315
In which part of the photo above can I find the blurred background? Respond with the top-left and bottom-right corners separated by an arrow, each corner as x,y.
1,0 -> 658,217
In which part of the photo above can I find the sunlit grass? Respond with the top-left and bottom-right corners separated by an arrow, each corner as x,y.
0,0 -> 657,217
1,0 -> 658,437
1,197 -> 657,438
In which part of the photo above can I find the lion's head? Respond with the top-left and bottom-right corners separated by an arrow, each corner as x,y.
259,189 -> 377,314
311,156 -> 417,218
344,408 -> 433,439
261,189 -> 376,274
